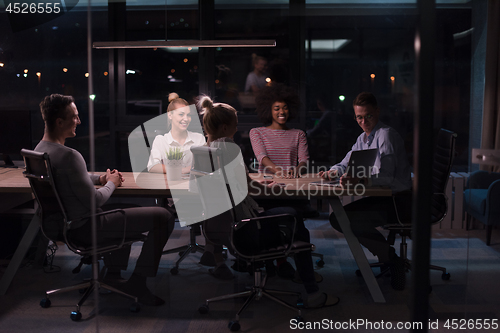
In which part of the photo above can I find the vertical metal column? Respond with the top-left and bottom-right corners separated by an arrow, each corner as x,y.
87,1 -> 100,330
108,1 -> 127,168
411,0 -> 436,331
199,0 -> 215,97
289,0 -> 306,131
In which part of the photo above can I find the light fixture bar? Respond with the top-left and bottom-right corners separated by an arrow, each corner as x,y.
93,40 -> 276,49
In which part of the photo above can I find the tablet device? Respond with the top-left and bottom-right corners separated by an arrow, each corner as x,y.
346,148 -> 378,178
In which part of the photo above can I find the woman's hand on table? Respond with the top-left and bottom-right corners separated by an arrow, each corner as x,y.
274,166 -> 299,179
259,179 -> 286,190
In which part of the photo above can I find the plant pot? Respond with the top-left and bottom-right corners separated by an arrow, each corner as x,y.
164,159 -> 182,182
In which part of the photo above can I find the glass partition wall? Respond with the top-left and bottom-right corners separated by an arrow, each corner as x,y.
1,0 -> 496,329
0,0 -> 473,172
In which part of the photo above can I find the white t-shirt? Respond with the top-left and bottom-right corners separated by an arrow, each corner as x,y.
244,72 -> 267,92
147,130 -> 206,171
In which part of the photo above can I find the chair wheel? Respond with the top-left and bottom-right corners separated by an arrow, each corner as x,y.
442,272 -> 450,280
70,310 -> 82,321
170,267 -> 179,275
40,298 -> 51,308
198,304 -> 209,314
228,320 -> 240,331
355,269 -> 361,277
295,316 -> 304,322
316,259 -> 325,267
130,302 -> 140,313
297,298 -> 304,308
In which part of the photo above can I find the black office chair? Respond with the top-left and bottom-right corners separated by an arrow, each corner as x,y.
189,145 -> 315,332
20,149 -> 144,321
363,129 -> 456,285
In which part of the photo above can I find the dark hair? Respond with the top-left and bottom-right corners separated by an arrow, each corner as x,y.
251,53 -> 267,66
198,95 -> 237,136
352,92 -> 378,109
39,94 -> 75,132
255,83 -> 300,125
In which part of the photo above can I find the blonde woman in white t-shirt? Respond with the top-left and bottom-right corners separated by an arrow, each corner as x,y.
148,93 -> 206,174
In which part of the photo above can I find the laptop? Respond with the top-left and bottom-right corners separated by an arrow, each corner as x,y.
312,148 -> 378,186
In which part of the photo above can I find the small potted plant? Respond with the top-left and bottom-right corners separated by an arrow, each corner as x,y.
163,147 -> 184,181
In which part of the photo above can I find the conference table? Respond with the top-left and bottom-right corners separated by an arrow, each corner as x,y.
0,168 -> 392,302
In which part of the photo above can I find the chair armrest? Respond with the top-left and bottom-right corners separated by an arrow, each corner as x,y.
467,170 -> 500,189
64,209 -> 128,255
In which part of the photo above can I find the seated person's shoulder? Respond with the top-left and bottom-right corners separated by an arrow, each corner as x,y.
152,134 -> 167,144
291,128 -> 307,137
377,125 -> 399,141
190,131 -> 206,143
210,137 -> 235,147
249,127 -> 261,134
249,127 -> 265,137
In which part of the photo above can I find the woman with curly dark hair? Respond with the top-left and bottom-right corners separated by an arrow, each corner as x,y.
249,83 -> 309,178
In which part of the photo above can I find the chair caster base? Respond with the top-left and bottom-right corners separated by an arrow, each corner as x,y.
130,302 -> 140,313
70,310 -> 82,321
40,298 -> 51,308
316,259 -> 325,267
170,267 -> 179,275
297,298 -> 304,308
228,320 -> 240,331
198,304 -> 209,314
294,316 -> 304,323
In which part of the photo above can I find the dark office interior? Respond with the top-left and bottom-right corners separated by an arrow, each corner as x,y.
1,0 -> 499,332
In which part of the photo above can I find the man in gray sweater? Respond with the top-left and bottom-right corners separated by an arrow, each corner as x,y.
35,94 -> 174,306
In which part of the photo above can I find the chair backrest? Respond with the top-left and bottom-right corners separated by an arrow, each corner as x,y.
190,145 -> 237,220
20,149 -> 69,242
431,129 -> 457,223
189,145 -> 236,247
191,144 -> 304,260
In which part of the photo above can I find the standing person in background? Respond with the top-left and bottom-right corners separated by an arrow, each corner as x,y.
244,54 -> 268,94
147,93 -> 206,175
250,83 -> 309,178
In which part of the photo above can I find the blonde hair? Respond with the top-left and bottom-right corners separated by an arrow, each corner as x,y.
166,92 -> 190,130
167,92 -> 189,112
198,95 -> 237,136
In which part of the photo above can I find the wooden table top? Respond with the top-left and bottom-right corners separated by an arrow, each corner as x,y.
0,168 -> 392,198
